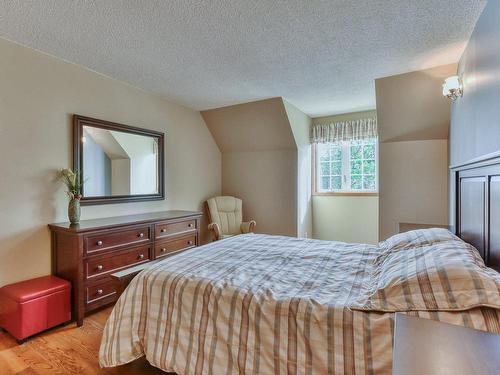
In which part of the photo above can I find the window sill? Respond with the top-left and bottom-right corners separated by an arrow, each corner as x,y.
313,192 -> 379,197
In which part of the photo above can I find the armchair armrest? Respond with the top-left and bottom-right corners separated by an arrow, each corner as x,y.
208,222 -> 221,241
240,220 -> 256,234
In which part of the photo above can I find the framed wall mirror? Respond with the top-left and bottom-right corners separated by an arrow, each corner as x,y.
73,115 -> 165,205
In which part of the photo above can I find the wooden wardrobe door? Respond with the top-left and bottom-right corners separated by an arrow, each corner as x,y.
488,176 -> 500,270
459,177 -> 486,260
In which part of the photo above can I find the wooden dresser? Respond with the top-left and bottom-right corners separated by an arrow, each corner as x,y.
48,210 -> 202,326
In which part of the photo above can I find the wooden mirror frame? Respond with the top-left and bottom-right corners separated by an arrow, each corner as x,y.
73,115 -> 165,205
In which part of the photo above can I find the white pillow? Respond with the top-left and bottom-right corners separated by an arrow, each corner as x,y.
379,228 -> 459,252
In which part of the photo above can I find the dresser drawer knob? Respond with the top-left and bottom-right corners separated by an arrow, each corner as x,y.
138,254 -> 144,259
97,240 -> 103,246
161,248 -> 166,253
138,233 -> 144,238
96,265 -> 103,271
97,289 -> 103,295
161,228 -> 167,233
188,223 -> 193,228
188,240 -> 193,245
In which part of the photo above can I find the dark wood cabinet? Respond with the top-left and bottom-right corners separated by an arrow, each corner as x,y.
49,210 -> 202,326
453,160 -> 500,271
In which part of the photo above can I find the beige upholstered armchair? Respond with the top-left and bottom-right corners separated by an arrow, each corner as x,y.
206,196 -> 256,241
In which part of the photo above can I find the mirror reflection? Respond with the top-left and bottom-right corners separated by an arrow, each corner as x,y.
82,126 -> 159,197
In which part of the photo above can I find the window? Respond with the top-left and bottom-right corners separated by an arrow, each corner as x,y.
314,138 -> 378,194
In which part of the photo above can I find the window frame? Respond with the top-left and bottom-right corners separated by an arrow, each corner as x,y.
312,139 -> 379,196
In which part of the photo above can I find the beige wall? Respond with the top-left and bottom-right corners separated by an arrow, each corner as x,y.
376,65 -> 453,240
0,38 -> 221,286
312,196 -> 379,244
283,100 -> 313,238
313,110 -> 378,126
375,65 -> 455,142
222,150 -> 298,236
202,98 -> 300,236
311,110 -> 379,244
378,140 -> 448,239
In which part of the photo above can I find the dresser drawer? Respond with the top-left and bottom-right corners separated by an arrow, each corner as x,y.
85,245 -> 151,279
85,279 -> 118,312
155,219 -> 196,239
86,279 -> 117,305
155,234 -> 197,258
84,226 -> 151,255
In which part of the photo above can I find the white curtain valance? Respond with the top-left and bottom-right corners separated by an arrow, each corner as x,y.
310,117 -> 378,144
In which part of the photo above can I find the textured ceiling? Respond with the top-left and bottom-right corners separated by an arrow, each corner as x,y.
0,0 -> 486,117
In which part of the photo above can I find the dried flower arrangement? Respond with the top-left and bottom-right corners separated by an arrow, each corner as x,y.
59,168 -> 84,200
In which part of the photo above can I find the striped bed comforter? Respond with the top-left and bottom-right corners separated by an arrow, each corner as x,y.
99,230 -> 500,374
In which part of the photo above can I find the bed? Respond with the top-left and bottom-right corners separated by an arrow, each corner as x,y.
99,229 -> 500,374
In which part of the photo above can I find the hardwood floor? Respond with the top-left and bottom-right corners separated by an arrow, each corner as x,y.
0,307 -> 174,375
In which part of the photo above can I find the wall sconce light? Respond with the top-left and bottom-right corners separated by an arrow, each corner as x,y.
442,75 -> 463,101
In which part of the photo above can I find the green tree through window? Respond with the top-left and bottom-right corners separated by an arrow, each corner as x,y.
316,139 -> 378,193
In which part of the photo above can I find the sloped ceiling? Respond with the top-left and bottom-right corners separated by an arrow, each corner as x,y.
0,1 -> 486,116
283,100 -> 312,148
201,98 -> 296,152
376,64 -> 457,142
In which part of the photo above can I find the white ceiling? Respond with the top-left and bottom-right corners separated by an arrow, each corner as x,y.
0,0 -> 486,117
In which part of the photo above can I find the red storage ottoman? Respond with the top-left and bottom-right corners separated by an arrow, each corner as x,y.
0,275 -> 71,343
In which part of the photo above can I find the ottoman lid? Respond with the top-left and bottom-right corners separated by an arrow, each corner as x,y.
1,275 -> 70,303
